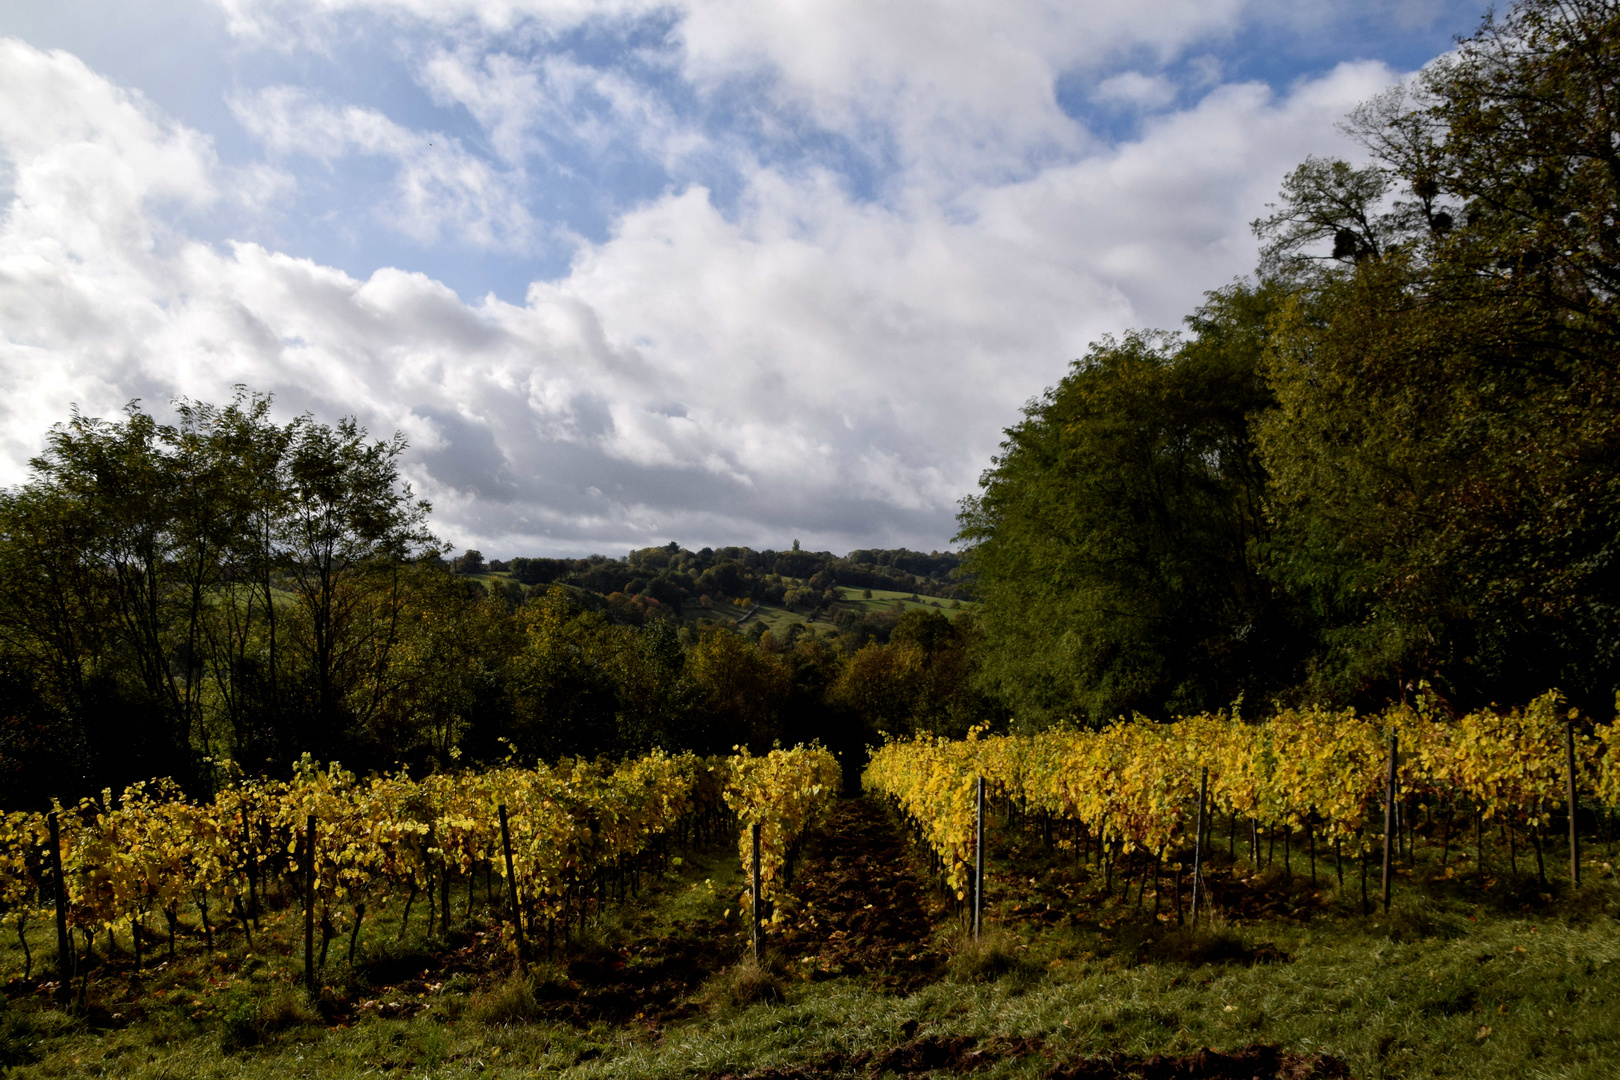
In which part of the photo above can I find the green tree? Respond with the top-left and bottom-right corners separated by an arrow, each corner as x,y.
958,286 -> 1299,727
684,627 -> 788,752
507,585 -> 621,759
0,392 -> 435,793
1255,0 -> 1620,710
378,566 -> 516,768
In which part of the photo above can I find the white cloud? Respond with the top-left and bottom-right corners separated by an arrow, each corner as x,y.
230,85 -> 534,249
209,0 -> 1262,188
1094,71 -> 1180,110
419,48 -> 709,171
0,25 -> 1401,552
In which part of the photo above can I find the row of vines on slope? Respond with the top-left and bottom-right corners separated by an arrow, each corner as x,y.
0,744 -> 837,982
864,691 -> 1620,900
724,746 -> 842,924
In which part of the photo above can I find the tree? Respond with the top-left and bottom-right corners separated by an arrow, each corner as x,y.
0,391 -> 436,794
508,557 -> 564,586
376,566 -> 516,769
273,416 -> 436,761
684,628 -> 788,752
1254,0 -> 1620,711
830,641 -> 925,739
958,286 -> 1302,726
507,585 -> 620,759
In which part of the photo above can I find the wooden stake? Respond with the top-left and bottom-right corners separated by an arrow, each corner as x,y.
750,822 -> 762,962
303,814 -> 317,993
1566,716 -> 1581,886
1381,733 -> 1397,913
973,776 -> 986,941
48,811 -> 70,1002
1190,766 -> 1209,926
498,805 -> 527,971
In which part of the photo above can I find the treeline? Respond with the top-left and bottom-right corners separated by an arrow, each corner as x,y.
448,542 -> 967,615
962,0 -> 1620,728
0,396 -> 996,810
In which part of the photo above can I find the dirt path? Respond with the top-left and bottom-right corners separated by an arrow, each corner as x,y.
776,797 -> 945,991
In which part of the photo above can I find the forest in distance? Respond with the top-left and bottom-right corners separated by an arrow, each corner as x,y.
0,397 -> 992,811
2,0 -> 1619,816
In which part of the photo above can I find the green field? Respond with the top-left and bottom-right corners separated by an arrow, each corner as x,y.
697,587 -> 973,641
469,570 -> 974,641
4,796 -> 1616,1079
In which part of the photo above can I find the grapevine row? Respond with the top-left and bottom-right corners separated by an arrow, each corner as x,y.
864,690 -> 1620,901
0,745 -> 836,983
722,745 -> 841,925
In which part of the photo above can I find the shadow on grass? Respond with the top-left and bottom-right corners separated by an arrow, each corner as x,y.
1141,925 -> 1289,967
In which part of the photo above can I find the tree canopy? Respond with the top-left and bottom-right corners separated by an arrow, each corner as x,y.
961,0 -> 1620,724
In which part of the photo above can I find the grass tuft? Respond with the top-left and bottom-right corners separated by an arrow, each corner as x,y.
1145,924 -> 1288,966
0,996 -> 39,1068
1385,896 -> 1472,943
466,967 -> 571,1026
945,928 -> 1039,984
703,954 -> 787,1010
218,984 -> 316,1052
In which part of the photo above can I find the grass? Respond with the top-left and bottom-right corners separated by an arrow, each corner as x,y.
469,569 -> 972,637
4,804 -> 1617,1079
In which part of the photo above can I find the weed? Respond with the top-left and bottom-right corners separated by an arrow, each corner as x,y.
0,995 -> 37,1068
217,984 -> 315,1052
1145,924 -> 1288,966
944,928 -> 1039,985
467,967 -> 572,1026
1385,896 -> 1471,943
703,955 -> 786,1010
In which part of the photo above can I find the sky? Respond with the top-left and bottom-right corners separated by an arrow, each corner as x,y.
0,0 -> 1484,558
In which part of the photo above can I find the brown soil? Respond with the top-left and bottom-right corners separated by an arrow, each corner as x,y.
775,798 -> 946,991
1043,1044 -> 1351,1079
534,915 -> 738,1025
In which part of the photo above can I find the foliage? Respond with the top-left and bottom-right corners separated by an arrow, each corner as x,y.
723,745 -> 839,921
959,287 -> 1301,727
959,0 -> 1620,720
866,689 -> 1609,889
0,391 -> 434,796
1254,0 -> 1620,708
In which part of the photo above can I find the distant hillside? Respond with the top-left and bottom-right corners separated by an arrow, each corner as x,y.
441,543 -> 973,632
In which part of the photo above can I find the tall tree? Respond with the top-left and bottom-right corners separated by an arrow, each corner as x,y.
0,392 -> 434,796
959,286 -> 1298,727
1255,0 -> 1620,710
276,417 -> 434,760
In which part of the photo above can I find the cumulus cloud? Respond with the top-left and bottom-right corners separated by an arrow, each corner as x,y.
1094,71 -> 1181,110
8,0 -> 1468,555
205,0 -> 1272,188
418,47 -> 709,172
0,20 -> 1398,554
230,85 -> 534,249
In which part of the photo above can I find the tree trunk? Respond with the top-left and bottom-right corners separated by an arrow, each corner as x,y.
348,904 -> 366,965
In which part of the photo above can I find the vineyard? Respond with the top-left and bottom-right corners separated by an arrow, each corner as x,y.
5,699 -> 1620,1078
865,691 -> 1620,908
0,745 -> 838,997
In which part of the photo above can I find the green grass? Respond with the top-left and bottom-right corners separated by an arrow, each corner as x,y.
827,586 -> 972,620
7,806 -> 1613,1079
460,570 -> 973,640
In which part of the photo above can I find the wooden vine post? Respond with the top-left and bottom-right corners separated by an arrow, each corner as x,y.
1190,766 -> 1208,926
1566,715 -> 1580,886
750,822 -> 762,963
1381,733 -> 1397,913
973,776 -> 986,941
498,805 -> 528,970
303,814 -> 317,994
47,811 -> 70,1001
